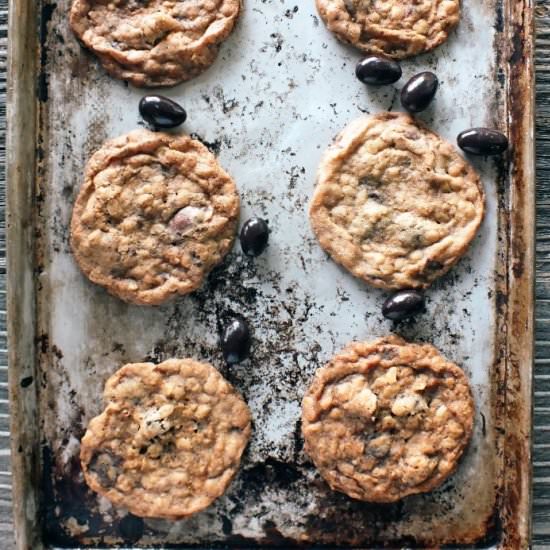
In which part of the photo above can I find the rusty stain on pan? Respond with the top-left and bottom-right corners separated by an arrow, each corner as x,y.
498,0 -> 536,548
7,0 -> 535,548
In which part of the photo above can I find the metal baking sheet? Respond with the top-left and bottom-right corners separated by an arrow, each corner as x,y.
7,0 -> 535,548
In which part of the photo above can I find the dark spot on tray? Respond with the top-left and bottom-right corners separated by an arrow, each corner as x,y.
42,447 -> 107,545
20,376 -> 34,388
284,6 -> 299,18
119,514 -> 144,543
494,1 -> 504,32
262,519 -> 301,545
189,133 -> 222,155
240,458 -> 302,496
481,412 -> 487,437
39,3 -> 57,102
304,493 -> 407,545
112,341 -> 125,353
512,251 -> 525,278
61,185 -> 73,199
293,419 -> 304,462
221,514 -> 233,535
495,289 -> 507,315
37,333 -> 50,354
270,33 -> 284,53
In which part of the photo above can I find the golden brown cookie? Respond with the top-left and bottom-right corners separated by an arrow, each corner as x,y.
80,359 -> 252,519
70,129 -> 239,306
309,113 -> 484,290
70,0 -> 242,87
316,0 -> 460,59
302,336 -> 474,502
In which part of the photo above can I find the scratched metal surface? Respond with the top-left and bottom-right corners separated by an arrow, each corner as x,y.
34,0 -> 505,547
3,0 -> 537,548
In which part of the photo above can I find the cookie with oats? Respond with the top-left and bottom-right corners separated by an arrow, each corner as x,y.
316,0 -> 460,59
70,129 -> 239,306
302,336 -> 474,502
80,359 -> 252,519
309,113 -> 484,290
69,0 -> 242,87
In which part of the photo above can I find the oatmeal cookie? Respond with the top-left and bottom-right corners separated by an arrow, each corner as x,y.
309,113 -> 484,290
70,129 -> 239,306
302,336 -> 474,502
70,0 -> 242,87
80,359 -> 252,519
316,0 -> 460,59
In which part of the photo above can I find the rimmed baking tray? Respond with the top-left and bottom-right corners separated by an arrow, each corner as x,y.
7,0 -> 535,548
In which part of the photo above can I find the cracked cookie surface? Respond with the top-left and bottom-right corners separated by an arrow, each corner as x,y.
316,0 -> 460,58
309,113 -> 484,290
80,359 -> 252,519
70,0 -> 241,87
302,336 -> 474,502
70,129 -> 239,306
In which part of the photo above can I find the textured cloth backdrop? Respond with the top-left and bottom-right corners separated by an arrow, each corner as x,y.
1,3 -> 549,548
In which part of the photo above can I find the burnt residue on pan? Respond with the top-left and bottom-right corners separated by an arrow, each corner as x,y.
27,0 -> 534,548
497,0 -> 536,548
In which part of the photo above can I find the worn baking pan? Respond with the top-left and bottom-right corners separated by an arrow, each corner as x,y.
7,0 -> 535,548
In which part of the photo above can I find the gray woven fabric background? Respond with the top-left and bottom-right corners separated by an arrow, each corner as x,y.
0,3 -> 549,548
